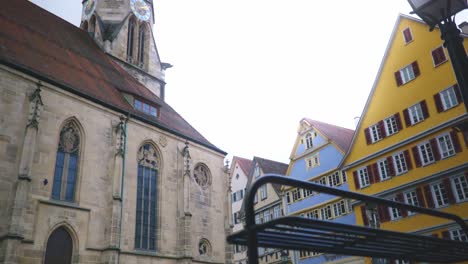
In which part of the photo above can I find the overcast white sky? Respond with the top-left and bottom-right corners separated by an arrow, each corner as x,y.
30,1 -> 467,164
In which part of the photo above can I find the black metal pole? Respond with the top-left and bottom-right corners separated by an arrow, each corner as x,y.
439,17 -> 468,112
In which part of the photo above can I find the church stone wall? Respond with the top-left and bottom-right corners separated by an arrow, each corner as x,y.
0,66 -> 228,264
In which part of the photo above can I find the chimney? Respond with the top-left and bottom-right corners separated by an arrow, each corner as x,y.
459,22 -> 468,35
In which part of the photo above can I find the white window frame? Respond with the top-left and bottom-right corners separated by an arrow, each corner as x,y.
320,205 -> 332,220
370,123 -> 383,143
437,133 -> 455,158
305,133 -> 314,149
263,210 -> 271,222
451,175 -> 468,202
273,205 -> 281,219
328,171 -> 341,187
404,190 -> 419,215
450,228 -> 468,242
377,159 -> 391,181
393,152 -> 408,175
291,188 -> 302,202
400,64 -> 416,84
384,115 -> 398,136
418,141 -> 435,166
440,86 -> 459,110
259,184 -> 267,200
408,103 -> 424,125
431,182 -> 449,208
341,171 -> 347,183
319,177 -> 327,186
357,167 -> 370,188
389,197 -> 402,220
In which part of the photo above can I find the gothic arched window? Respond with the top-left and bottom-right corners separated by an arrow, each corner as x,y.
52,120 -> 81,202
135,143 -> 160,250
127,17 -> 136,62
137,24 -> 146,67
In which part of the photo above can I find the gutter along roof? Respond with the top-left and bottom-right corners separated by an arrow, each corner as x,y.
0,0 -> 225,155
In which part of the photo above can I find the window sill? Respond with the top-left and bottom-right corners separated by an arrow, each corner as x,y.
434,60 -> 448,68
38,199 -> 90,212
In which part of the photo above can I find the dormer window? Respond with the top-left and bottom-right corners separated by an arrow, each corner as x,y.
134,98 -> 158,117
254,164 -> 260,178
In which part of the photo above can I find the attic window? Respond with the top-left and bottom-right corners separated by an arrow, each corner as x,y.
134,99 -> 158,117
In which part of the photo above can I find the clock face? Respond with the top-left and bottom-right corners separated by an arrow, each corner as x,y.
82,0 -> 97,20
130,0 -> 151,21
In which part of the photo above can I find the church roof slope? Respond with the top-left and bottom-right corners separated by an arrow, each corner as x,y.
302,118 -> 355,153
0,0 -> 225,154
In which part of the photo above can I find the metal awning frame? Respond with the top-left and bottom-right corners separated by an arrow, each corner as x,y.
227,174 -> 468,264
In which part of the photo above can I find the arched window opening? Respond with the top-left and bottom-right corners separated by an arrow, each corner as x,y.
127,17 -> 136,63
137,24 -> 146,67
81,20 -> 89,31
135,143 -> 160,250
89,15 -> 96,34
51,120 -> 80,202
44,227 -> 73,264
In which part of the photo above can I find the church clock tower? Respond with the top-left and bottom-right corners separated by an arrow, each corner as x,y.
80,0 -> 167,100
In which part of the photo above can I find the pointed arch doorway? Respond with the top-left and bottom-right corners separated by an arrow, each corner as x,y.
44,227 -> 73,264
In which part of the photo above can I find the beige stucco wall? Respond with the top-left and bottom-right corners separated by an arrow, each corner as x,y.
0,65 -> 228,264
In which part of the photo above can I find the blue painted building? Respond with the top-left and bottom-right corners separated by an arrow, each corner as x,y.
283,118 -> 362,264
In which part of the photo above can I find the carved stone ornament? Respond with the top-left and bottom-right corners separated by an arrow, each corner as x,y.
198,238 -> 211,256
193,164 -> 211,189
159,135 -> 167,147
137,143 -> 160,169
59,122 -> 80,153
27,84 -> 44,129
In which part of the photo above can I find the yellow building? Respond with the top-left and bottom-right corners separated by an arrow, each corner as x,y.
341,14 -> 468,262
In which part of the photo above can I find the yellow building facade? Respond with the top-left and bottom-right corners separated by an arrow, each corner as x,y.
341,14 -> 468,262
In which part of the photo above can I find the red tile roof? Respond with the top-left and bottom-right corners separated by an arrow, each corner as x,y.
302,118 -> 355,153
0,0 -> 225,154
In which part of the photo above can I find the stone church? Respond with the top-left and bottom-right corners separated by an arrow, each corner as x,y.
0,0 -> 231,263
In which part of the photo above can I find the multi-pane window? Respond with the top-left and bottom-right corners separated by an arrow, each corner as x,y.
404,190 -> 419,215
384,116 -> 399,136
319,177 -> 327,186
358,167 -> 370,188
431,182 -> 449,207
135,143 -> 159,250
52,121 -> 81,202
431,46 -> 447,67
401,65 -> 415,84
333,200 -> 347,217
341,171 -> 347,183
393,152 -> 408,175
263,210 -> 271,223
306,154 -> 320,170
303,188 -> 314,198
255,214 -> 261,224
389,197 -> 402,220
328,172 -> 341,187
306,210 -> 320,219
273,205 -> 282,218
403,27 -> 413,43
451,175 -> 468,202
437,133 -> 455,158
260,184 -> 267,200
291,188 -> 302,202
440,86 -> 459,110
370,123 -> 383,143
408,103 -> 425,125
377,159 -> 391,181
418,141 -> 435,166
134,99 -> 158,117
305,133 -> 313,149
320,205 -> 333,220
450,229 -> 468,242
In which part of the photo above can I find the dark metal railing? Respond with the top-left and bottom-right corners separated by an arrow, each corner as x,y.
229,174 -> 468,264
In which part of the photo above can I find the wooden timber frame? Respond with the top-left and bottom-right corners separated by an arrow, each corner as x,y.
227,174 -> 468,263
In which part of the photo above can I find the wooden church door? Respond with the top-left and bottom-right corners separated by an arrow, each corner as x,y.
44,227 -> 73,264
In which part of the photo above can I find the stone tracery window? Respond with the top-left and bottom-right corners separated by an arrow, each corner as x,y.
135,143 -> 160,250
193,163 -> 211,189
52,120 -> 81,202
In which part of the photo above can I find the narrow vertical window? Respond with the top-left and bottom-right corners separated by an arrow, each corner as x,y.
137,24 -> 146,67
431,46 -> 447,67
127,18 -> 136,62
135,143 -> 160,250
52,121 -> 81,202
403,27 -> 413,44
305,133 -> 313,149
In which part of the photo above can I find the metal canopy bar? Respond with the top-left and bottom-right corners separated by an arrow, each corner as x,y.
227,174 -> 468,264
